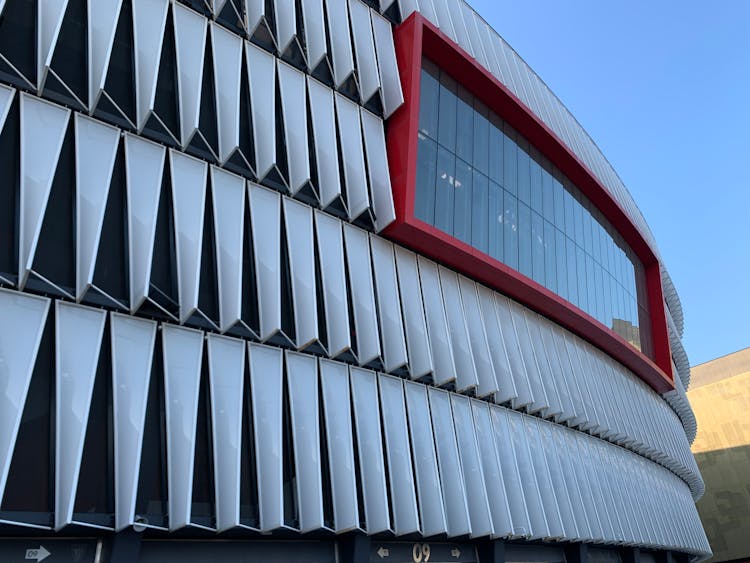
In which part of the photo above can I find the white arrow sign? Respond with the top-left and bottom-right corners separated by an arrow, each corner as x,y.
451,547 -> 461,558
377,546 -> 390,558
25,546 -> 51,562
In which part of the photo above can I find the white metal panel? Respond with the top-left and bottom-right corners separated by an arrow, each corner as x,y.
0,84 -> 12,131
38,0 -> 69,89
124,134 -> 166,312
458,276 -> 497,397
247,183 -> 282,341
245,42 -> 277,179
393,247 -> 432,379
450,395 -> 493,538
0,291 -> 50,504
131,0 -> 168,129
210,23 -> 243,162
431,0 -> 455,42
369,236 -> 407,373
300,0 -> 327,70
417,257 -> 455,386
396,0 -> 418,19
170,150 -> 208,323
370,11 -> 403,118
18,94 -> 70,289
550,425 -> 593,541
283,198 -> 319,349
162,324 -> 204,530
523,310 -> 561,418
551,325 -> 587,425
360,109 -> 396,231
470,401 -> 513,538
466,8 -> 490,70
505,409 -> 548,539
273,0 -> 297,53
245,0 -> 264,34
443,0 -> 472,57
477,19 -> 501,78
475,285 -> 515,403
343,224 -> 381,366
247,343 -> 284,532
348,0 -> 380,101
535,419 -> 582,541
335,94 -> 370,219
319,359 -> 359,533
575,433 -> 615,541
74,114 -> 120,300
538,322 -> 574,423
211,167 -> 245,332
173,3 -> 207,146
207,334 -> 245,532
277,61 -> 311,193
493,294 -> 532,408
324,0 -> 355,86
285,352 -> 324,533
438,267 -> 478,392
350,367 -> 391,534
378,375 -> 419,535
54,302 -> 107,530
307,78 -> 342,208
508,303 -> 548,414
417,0 -> 438,27
428,387 -> 471,537
314,211 -> 351,358
403,381 -> 446,536
87,0 -> 123,110
110,313 -> 157,531
523,417 -> 564,539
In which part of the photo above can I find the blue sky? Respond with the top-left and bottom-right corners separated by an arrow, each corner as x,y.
468,0 -> 750,366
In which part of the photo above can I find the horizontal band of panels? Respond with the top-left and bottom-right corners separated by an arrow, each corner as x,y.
0,289 -> 710,558
0,0 -> 403,121
0,86 -> 701,497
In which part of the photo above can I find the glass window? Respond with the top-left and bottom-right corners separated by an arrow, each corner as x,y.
530,158 -> 543,211
517,140 -> 531,206
488,180 -> 504,262
413,59 -> 650,355
437,73 -> 457,152
531,211 -> 545,286
453,158 -> 473,244
541,168 -> 554,222
418,61 -> 440,139
472,171 -> 489,254
555,228 -> 568,301
563,187 -> 575,239
473,100 -> 489,175
503,190 -> 518,270
518,202 -> 532,279
566,237 -> 578,307
544,220 -> 557,293
553,177 -> 565,231
503,124 -> 517,194
488,114 -> 504,184
434,146 -> 455,234
414,134 -> 438,225
455,85 -> 474,164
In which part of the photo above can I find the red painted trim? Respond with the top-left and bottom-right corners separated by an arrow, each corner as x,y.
384,13 -> 674,393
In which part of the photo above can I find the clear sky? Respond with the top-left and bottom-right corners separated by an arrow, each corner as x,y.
467,0 -> 750,366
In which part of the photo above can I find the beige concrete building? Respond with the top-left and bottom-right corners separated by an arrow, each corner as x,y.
689,347 -> 750,562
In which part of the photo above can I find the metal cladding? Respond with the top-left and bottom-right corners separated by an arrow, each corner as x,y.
0,0 -> 708,561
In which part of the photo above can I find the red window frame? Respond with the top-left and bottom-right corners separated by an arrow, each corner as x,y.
383,13 -> 674,393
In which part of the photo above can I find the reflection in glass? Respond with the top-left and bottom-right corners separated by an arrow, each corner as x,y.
412,57 -> 651,354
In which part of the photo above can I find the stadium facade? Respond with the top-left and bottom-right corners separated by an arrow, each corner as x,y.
0,0 -> 709,562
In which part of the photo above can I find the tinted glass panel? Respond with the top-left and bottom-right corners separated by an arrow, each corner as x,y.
413,58 -> 650,353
